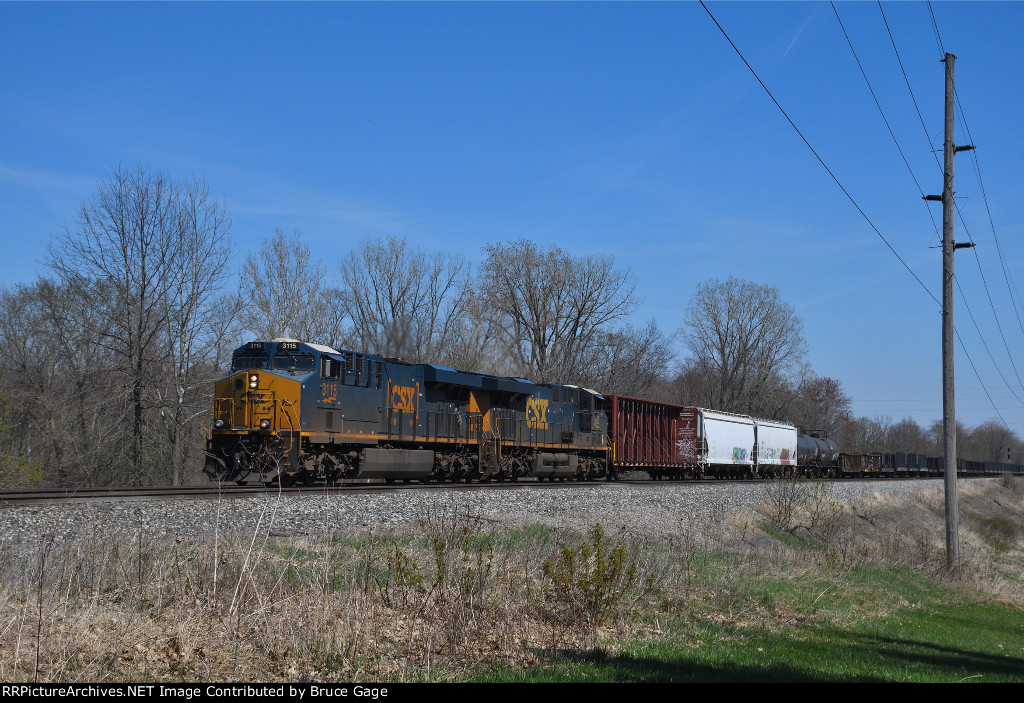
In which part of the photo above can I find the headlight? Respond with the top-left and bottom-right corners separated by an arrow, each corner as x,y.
213,419 -> 225,429
249,374 -> 259,388
259,419 -> 271,430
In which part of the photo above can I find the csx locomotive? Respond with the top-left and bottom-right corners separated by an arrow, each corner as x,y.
204,339 -> 610,485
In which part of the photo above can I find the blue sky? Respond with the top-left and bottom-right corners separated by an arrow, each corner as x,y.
2,1 -> 1024,432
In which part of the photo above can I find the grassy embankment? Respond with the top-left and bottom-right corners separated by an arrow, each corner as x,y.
0,475 -> 1021,682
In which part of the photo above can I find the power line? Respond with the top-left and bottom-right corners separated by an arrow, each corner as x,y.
961,139 -> 1024,339
831,2 -> 941,240
955,324 -> 1012,430
940,17 -> 1024,342
702,2 -> 1019,431
699,1 -> 938,307
878,2 -> 944,189
880,2 -> 1022,423
837,2 -> 1016,425
920,3 -> 1024,407
955,275 -> 1024,408
926,0 -> 945,57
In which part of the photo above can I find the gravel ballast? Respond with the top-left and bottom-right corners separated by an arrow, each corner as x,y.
0,479 -> 947,551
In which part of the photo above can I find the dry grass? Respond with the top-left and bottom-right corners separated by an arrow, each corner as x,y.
753,476 -> 1024,602
1,477 -> 1022,682
0,501 -> 660,682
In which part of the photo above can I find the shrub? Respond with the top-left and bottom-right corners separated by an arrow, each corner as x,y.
542,524 -> 649,627
381,541 -> 423,607
762,476 -> 842,543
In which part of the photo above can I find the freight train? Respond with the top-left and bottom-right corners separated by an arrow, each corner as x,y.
203,339 -> 1024,485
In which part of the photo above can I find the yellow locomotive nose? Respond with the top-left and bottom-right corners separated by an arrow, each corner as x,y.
211,369 -> 301,433
207,363 -> 305,483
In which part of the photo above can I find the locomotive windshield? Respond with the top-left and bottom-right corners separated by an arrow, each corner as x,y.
231,353 -> 269,371
271,352 -> 315,372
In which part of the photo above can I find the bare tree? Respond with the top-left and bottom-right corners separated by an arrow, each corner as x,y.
432,293 -> 511,375
46,166 -> 182,482
238,228 -> 344,344
577,321 -> 674,398
925,419 -> 970,460
876,417 -> 929,455
42,165 -> 236,485
156,177 -> 232,485
962,420 -> 1018,463
839,415 -> 892,454
790,374 -> 852,438
339,236 -> 469,363
0,279 -> 132,486
0,370 -> 43,487
680,277 -> 807,416
478,240 -> 638,384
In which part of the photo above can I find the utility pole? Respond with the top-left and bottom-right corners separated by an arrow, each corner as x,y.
925,52 -> 974,576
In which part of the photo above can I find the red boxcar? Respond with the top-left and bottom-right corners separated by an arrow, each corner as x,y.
602,394 -> 699,478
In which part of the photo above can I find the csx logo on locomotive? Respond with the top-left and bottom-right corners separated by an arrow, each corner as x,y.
390,383 -> 418,413
526,397 -> 549,429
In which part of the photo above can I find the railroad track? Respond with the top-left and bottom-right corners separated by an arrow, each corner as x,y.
0,478 -> 628,505
0,483 -> 382,505
0,474 -> 955,506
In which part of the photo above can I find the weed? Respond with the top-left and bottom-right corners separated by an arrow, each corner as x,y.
975,516 -> 1021,552
762,477 -> 843,544
542,524 -> 650,628
382,542 -> 423,608
3,479 -> 1024,682
1000,472 -> 1024,496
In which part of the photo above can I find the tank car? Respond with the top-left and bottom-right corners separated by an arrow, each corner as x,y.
204,339 -> 610,485
797,433 -> 841,475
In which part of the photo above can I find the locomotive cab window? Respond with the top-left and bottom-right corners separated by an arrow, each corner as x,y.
321,356 -> 340,379
231,354 -> 268,372
271,352 -> 314,372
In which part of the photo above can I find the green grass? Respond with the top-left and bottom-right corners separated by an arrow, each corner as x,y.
472,562 -> 1024,683
476,601 -> 1024,682
971,514 -> 1022,552
488,523 -> 557,551
759,522 -> 812,549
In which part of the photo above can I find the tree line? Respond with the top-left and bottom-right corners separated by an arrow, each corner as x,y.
1,166 -> 1020,487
